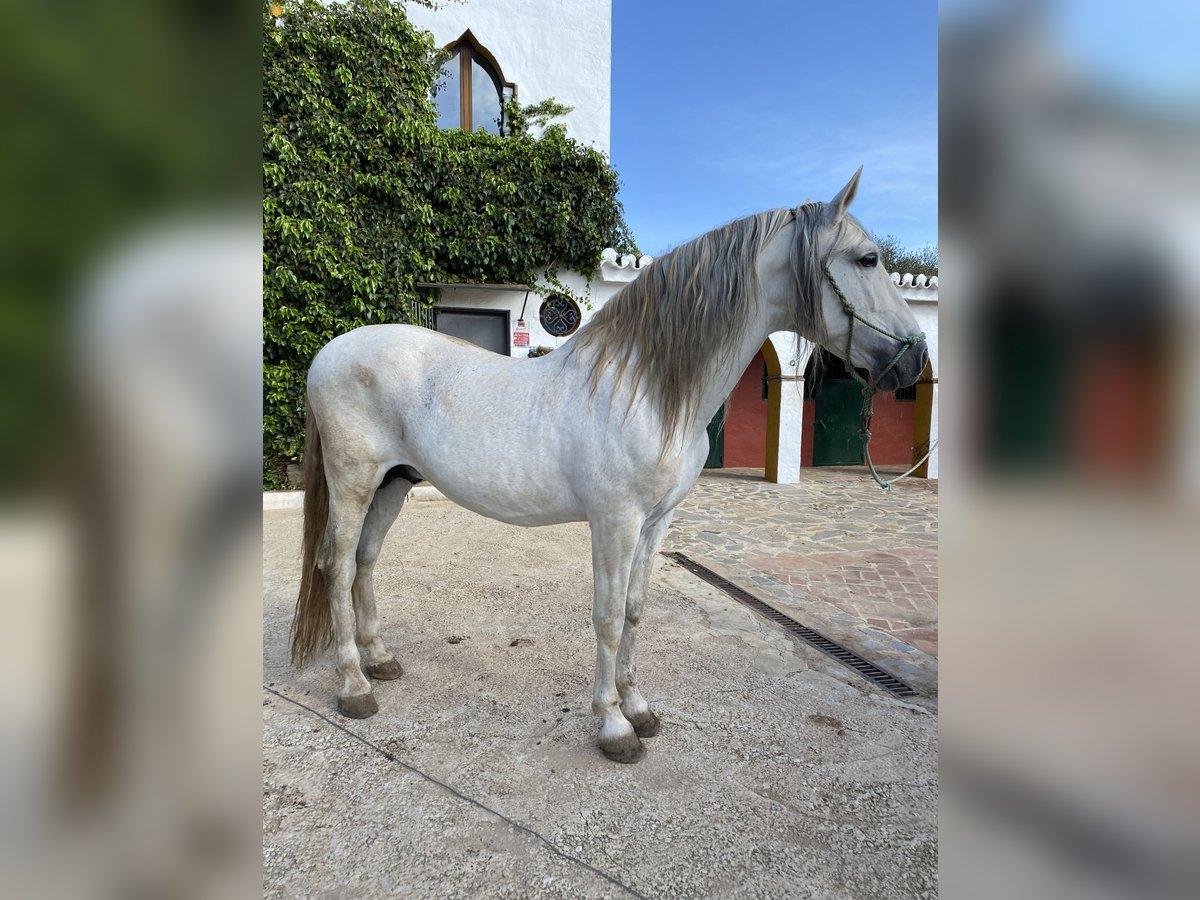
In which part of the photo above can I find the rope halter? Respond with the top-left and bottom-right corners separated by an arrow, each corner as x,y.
821,263 -> 928,491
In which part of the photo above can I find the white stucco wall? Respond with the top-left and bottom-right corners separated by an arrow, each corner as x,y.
404,0 -> 612,154
899,286 -> 939,380
431,252 -> 654,357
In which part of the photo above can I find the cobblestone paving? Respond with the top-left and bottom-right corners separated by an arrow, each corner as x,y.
662,467 -> 939,696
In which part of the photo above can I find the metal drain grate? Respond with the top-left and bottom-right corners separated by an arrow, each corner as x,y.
663,551 -> 919,697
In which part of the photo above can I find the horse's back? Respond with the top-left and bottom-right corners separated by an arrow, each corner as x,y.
310,324 -> 490,403
306,325 -> 468,453
311,324 -> 480,378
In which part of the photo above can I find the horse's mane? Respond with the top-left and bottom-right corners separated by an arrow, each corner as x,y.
571,202 -> 862,444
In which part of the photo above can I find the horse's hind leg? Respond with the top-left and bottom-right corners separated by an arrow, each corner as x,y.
324,467 -> 380,718
616,511 -> 674,739
353,475 -> 412,680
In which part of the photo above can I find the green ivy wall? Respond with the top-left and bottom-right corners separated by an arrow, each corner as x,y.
263,0 -> 636,484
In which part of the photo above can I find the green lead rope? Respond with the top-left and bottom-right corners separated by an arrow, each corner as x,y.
821,264 -> 928,492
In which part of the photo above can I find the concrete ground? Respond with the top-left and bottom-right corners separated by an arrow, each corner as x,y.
263,469 -> 938,899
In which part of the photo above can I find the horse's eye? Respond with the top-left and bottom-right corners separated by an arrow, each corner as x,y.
859,253 -> 878,268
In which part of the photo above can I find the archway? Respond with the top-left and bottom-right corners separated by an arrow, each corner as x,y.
720,335 -> 810,482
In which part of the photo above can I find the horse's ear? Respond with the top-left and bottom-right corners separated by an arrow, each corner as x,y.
828,166 -> 863,223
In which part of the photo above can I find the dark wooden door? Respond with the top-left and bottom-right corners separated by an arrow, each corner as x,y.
812,379 -> 863,466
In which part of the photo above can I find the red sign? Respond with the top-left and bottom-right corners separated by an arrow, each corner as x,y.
513,331 -> 530,346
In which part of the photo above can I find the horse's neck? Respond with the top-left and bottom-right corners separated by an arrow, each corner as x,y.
687,223 -> 798,434
691,300 -> 786,433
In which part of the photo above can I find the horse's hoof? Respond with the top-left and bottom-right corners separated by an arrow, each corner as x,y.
366,658 -> 403,680
627,709 -> 661,738
599,732 -> 646,764
337,692 -> 378,719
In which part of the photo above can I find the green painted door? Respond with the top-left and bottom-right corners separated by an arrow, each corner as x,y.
812,379 -> 863,466
704,407 -> 724,468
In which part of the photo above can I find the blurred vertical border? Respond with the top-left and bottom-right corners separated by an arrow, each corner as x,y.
941,1 -> 1200,898
0,2 -> 262,897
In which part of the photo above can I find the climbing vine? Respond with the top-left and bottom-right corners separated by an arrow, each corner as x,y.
263,0 -> 637,484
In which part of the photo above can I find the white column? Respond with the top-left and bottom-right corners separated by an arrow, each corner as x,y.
767,333 -> 813,484
776,381 -> 804,483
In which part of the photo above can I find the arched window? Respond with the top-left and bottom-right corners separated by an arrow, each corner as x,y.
434,30 -> 515,135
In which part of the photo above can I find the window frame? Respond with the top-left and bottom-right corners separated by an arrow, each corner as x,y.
439,30 -> 516,134
538,294 -> 582,338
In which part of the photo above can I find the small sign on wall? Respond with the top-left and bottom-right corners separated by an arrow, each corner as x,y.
513,319 -> 530,347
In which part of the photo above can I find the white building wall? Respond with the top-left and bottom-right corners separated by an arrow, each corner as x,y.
430,252 -> 654,357
404,0 -> 612,154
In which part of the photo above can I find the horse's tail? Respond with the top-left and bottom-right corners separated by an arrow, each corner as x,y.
291,406 -> 333,666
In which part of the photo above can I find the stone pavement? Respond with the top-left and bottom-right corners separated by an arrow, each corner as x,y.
664,468 -> 938,695
263,467 -> 937,898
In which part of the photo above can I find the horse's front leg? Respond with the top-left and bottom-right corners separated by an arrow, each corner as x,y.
616,511 -> 674,738
589,513 -> 644,763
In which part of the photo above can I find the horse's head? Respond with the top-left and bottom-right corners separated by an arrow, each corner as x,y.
792,168 -> 929,391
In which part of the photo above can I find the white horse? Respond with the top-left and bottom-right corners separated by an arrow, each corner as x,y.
291,169 -> 928,763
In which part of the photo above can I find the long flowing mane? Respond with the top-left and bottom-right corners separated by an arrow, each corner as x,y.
571,202 -> 859,443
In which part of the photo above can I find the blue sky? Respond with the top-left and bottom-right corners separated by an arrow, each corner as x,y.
610,0 -> 938,257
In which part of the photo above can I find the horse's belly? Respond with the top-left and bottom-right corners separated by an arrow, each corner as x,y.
401,381 -> 592,525
428,479 -> 585,527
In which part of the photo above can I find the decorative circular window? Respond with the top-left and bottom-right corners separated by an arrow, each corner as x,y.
539,295 -> 582,337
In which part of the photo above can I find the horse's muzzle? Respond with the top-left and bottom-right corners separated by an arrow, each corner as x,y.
914,341 -> 930,378
875,339 -> 929,392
